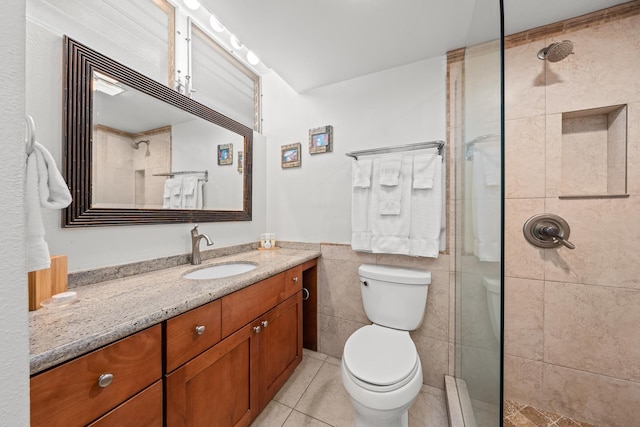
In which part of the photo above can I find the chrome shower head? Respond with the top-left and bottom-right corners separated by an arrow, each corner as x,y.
537,40 -> 574,62
131,140 -> 151,157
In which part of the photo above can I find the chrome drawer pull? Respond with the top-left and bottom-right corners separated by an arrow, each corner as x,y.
97,373 -> 113,388
302,288 -> 310,301
253,326 -> 261,334
261,320 -> 269,328
292,277 -> 299,282
195,325 -> 206,335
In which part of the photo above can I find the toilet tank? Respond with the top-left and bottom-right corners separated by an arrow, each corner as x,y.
359,264 -> 431,330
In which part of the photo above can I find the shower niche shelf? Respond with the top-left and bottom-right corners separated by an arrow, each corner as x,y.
559,104 -> 628,198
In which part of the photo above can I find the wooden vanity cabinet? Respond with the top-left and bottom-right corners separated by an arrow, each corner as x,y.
165,264 -> 308,426
30,324 -> 162,427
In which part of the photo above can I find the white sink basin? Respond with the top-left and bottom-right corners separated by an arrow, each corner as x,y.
183,263 -> 257,280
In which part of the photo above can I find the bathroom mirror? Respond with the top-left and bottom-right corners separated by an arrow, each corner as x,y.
63,37 -> 253,227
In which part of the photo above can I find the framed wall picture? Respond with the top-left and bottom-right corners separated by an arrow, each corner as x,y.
309,125 -> 333,154
218,143 -> 233,165
281,143 -> 301,168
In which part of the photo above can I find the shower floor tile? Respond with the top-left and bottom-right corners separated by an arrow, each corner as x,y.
251,349 -> 449,427
503,400 -> 598,427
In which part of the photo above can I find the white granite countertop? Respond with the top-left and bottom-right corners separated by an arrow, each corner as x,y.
29,248 -> 320,375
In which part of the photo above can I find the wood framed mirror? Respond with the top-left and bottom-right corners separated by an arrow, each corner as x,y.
63,36 -> 253,227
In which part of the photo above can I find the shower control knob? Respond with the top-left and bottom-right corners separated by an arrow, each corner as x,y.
523,213 -> 575,249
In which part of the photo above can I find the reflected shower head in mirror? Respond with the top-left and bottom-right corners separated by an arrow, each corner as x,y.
131,139 -> 151,157
537,40 -> 574,62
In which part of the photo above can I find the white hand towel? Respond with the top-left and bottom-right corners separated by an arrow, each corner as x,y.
412,153 -> 438,189
379,156 -> 401,186
378,156 -> 404,215
352,159 -> 373,188
181,176 -> 199,209
164,178 -> 183,209
26,142 -> 73,272
472,146 -> 501,262
351,159 -> 375,251
408,155 -> 443,258
371,157 -> 412,254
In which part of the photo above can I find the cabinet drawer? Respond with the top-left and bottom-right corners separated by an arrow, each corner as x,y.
88,380 -> 163,427
221,272 -> 285,337
30,324 -> 162,427
283,266 -> 303,299
166,299 -> 222,372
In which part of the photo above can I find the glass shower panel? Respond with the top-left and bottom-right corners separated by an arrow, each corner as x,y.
452,0 -> 503,425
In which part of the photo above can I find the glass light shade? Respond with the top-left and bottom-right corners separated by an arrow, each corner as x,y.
209,15 -> 225,32
230,35 -> 244,50
183,0 -> 200,10
247,51 -> 260,65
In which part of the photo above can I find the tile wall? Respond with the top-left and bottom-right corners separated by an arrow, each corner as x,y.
503,3 -> 640,426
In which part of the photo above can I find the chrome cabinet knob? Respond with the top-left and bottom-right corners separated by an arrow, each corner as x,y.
97,373 -> 113,388
253,326 -> 261,334
292,277 -> 299,282
195,325 -> 206,335
261,320 -> 269,328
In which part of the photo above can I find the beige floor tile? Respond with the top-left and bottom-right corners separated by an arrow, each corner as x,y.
294,363 -> 354,427
283,411 -> 334,427
250,400 -> 292,427
408,390 -> 450,427
274,356 -> 324,408
325,356 -> 342,366
303,348 -> 328,362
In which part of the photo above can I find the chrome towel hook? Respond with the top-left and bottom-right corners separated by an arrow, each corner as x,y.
25,115 -> 36,155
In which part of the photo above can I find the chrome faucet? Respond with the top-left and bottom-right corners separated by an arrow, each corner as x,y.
190,225 -> 214,265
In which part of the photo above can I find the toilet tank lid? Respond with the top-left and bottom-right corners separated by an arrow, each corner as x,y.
359,264 -> 431,285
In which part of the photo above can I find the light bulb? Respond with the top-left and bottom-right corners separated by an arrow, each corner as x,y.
247,51 -> 260,65
183,0 -> 200,10
209,15 -> 225,32
230,35 -> 244,50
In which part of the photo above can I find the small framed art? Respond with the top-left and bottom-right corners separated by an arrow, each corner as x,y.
281,143 -> 301,168
309,125 -> 333,154
218,143 -> 233,165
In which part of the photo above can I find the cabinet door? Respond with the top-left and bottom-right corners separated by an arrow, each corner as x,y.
166,321 -> 260,427
259,291 -> 303,409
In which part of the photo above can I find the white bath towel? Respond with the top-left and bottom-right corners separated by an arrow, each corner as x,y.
196,180 -> 205,209
371,157 -> 413,254
351,159 -> 375,251
412,153 -> 438,189
408,155 -> 443,257
352,158 -> 373,188
181,176 -> 199,208
378,156 -> 404,215
26,142 -> 72,272
472,146 -> 501,262
162,178 -> 183,209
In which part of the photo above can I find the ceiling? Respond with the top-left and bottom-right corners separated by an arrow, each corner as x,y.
201,0 -> 630,93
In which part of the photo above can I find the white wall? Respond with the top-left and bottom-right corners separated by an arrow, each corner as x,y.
0,1 -> 30,425
26,3 -> 267,272
262,57 -> 447,243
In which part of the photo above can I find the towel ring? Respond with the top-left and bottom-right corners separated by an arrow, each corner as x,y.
25,115 -> 36,155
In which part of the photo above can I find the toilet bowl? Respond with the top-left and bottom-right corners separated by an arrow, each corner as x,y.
341,264 -> 431,427
482,276 -> 501,343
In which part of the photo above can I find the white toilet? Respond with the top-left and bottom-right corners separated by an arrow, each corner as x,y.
482,276 -> 501,344
341,264 -> 431,427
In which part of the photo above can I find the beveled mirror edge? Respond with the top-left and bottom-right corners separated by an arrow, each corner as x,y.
62,36 -> 253,227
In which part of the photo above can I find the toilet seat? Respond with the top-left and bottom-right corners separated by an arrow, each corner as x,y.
343,325 -> 419,392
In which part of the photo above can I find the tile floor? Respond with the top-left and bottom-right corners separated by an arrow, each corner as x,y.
250,349 -> 450,427
504,400 -> 598,427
